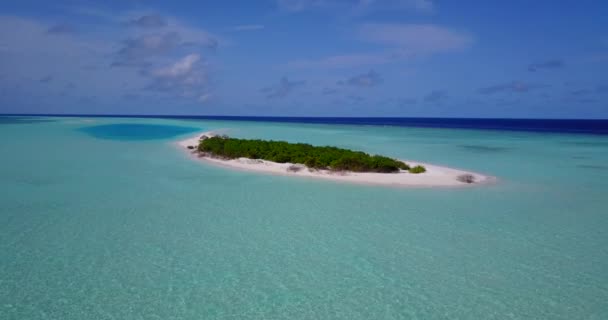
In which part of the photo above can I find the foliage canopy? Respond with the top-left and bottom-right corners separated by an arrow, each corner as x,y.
198,136 -> 421,173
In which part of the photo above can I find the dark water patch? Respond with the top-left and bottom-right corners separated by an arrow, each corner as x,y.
459,145 -> 509,153
80,124 -> 200,141
10,175 -> 62,187
0,116 -> 56,125
571,155 -> 590,160
577,164 -> 608,170
561,141 -> 608,147
8,115 -> 608,135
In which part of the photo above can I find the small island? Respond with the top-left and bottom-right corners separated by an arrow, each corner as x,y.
178,131 -> 493,187
197,135 -> 426,174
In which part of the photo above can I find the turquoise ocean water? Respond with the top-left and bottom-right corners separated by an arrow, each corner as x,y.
1,116 -> 607,319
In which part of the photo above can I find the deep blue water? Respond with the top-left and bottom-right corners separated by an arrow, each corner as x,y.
3,114 -> 607,135
0,116 -> 57,124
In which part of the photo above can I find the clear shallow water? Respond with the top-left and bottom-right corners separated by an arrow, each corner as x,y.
1,116 -> 607,319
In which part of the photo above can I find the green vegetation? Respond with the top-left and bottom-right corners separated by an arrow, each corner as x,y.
198,136 -> 425,173
408,165 -> 427,174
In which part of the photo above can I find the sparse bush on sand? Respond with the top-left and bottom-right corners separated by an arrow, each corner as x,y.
287,165 -> 303,172
457,174 -> 475,183
409,165 -> 426,174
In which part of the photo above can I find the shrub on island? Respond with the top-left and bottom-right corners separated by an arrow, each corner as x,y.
198,136 -> 410,173
408,165 -> 426,174
287,164 -> 304,172
456,174 -> 475,183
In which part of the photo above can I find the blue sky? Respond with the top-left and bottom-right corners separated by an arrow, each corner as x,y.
0,0 -> 607,118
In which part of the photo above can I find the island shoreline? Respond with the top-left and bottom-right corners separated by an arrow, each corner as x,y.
175,131 -> 497,188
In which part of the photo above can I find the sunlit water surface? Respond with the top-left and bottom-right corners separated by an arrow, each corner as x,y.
1,116 -> 607,319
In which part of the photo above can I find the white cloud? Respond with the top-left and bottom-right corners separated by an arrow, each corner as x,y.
146,54 -> 210,100
112,32 -> 182,67
359,23 -> 473,53
0,14 -> 217,107
288,52 -> 396,69
0,15 -> 121,95
276,0 -> 327,12
128,14 -> 167,28
276,0 -> 434,14
153,53 -> 201,78
261,77 -> 306,98
113,13 -> 219,67
338,70 -> 382,87
198,93 -> 212,103
124,13 -> 220,49
423,90 -> 447,103
410,0 -> 434,11
231,24 -> 265,31
288,23 -> 471,69
0,15 -> 111,58
527,59 -> 564,72
477,81 -> 548,95
352,0 -> 434,14
47,23 -> 76,35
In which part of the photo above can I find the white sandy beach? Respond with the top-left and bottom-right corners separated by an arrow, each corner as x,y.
177,131 -> 494,187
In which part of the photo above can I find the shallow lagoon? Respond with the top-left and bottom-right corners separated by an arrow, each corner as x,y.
1,116 -> 607,319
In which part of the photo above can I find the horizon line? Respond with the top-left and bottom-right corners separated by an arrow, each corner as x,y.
1,113 -> 607,121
